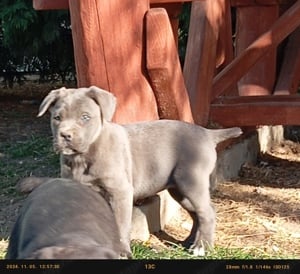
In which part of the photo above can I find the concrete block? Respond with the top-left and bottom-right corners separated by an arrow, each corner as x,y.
257,125 -> 284,153
215,133 -> 259,182
131,190 -> 180,241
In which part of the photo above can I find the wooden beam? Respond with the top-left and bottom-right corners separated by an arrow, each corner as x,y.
212,94 -> 300,104
274,27 -> 300,95
212,0 -> 300,100
33,0 -> 69,10
33,0 -> 198,10
146,8 -> 194,123
216,0 -> 234,71
69,0 -> 158,124
150,0 -> 196,3
216,0 -> 238,96
210,95 -> 300,126
150,3 -> 183,46
183,0 -> 225,125
235,5 -> 279,96
210,103 -> 300,126
231,0 -> 285,6
235,5 -> 278,96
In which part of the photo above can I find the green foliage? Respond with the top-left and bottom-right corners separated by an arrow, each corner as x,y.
178,3 -> 191,66
0,0 -> 37,52
0,0 -> 75,86
0,1 -> 36,31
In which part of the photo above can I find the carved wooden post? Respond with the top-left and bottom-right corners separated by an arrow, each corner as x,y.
68,0 -> 159,124
146,8 -> 194,122
183,0 -> 227,125
235,4 -> 279,96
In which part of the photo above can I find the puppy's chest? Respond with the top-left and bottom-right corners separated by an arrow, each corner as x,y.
63,155 -> 109,193
65,156 -> 92,182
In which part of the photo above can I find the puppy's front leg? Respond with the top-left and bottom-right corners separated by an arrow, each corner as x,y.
60,155 -> 72,178
105,180 -> 134,258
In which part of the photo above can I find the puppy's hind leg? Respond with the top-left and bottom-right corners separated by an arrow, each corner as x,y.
188,194 -> 215,257
167,189 -> 197,246
169,179 -> 215,256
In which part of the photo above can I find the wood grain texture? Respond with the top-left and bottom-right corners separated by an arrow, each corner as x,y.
32,0 -> 197,10
274,27 -> 300,95
146,8 -> 194,123
235,5 -> 278,96
212,0 -> 300,100
69,0 -> 159,123
183,0 -> 225,125
210,95 -> 300,126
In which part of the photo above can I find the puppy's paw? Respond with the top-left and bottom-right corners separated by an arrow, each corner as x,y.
190,246 -> 205,257
119,241 -> 132,259
119,252 -> 132,259
189,241 -> 214,257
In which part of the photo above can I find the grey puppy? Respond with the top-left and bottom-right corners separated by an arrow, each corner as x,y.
37,86 -> 242,257
5,177 -> 122,259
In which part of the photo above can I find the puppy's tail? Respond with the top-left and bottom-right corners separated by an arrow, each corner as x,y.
17,176 -> 52,194
209,127 -> 243,144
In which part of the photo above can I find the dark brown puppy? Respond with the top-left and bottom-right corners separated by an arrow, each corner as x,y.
5,177 -> 122,259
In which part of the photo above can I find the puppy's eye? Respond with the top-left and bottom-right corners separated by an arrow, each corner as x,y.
53,115 -> 61,121
81,114 -> 90,122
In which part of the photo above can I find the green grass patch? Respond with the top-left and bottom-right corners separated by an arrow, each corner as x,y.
131,241 -> 291,260
2,135 -> 55,159
0,135 -> 59,196
0,239 -> 8,259
0,239 -> 294,260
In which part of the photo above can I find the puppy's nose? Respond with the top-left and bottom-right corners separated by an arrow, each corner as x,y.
60,131 -> 72,142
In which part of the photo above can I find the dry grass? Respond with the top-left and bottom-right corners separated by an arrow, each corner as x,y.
149,140 -> 300,259
213,182 -> 299,258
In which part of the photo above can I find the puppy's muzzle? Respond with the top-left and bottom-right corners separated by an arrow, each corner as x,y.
56,129 -> 78,155
60,130 -> 73,142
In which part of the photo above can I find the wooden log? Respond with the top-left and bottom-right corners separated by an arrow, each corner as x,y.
212,94 -> 300,104
33,0 -> 69,10
235,5 -> 278,96
216,0 -> 234,71
183,0 -> 225,125
146,8 -> 194,123
216,0 -> 238,96
150,3 -> 183,47
212,0 -> 300,100
33,0 -> 197,10
274,27 -> 300,95
210,100 -> 300,127
231,0 -> 286,6
150,0 -> 195,3
69,0 -> 158,124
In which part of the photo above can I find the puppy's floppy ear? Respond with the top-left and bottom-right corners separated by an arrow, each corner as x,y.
16,176 -> 52,194
37,87 -> 67,117
87,86 -> 117,122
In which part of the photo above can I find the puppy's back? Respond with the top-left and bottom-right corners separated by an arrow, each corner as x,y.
5,178 -> 121,259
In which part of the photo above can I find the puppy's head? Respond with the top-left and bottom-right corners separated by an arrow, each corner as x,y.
38,86 -> 116,155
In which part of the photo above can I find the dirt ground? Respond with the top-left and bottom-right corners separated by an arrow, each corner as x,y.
0,85 -> 299,258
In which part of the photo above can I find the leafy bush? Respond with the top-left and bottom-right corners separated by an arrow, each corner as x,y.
0,0 -> 75,87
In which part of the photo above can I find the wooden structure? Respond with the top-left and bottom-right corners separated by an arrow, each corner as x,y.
33,0 -> 300,128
